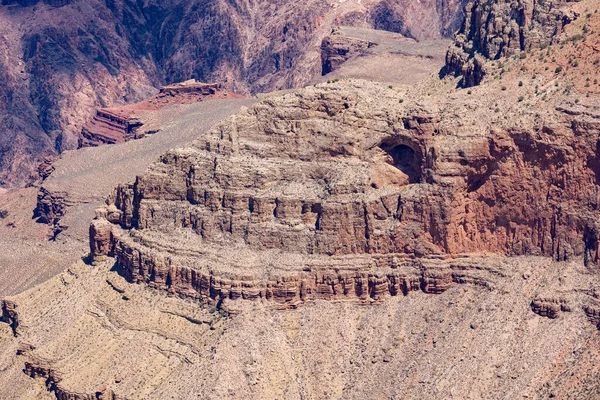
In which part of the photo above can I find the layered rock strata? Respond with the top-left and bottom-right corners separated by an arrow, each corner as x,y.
79,81 -> 231,148
530,297 -> 571,319
445,0 -> 579,86
89,80 -> 600,308
92,221 -> 498,307
79,109 -> 143,148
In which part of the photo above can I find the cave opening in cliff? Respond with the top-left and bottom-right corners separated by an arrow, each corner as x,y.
380,143 -> 421,183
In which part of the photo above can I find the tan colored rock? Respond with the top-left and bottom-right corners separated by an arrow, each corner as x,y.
445,0 -> 579,86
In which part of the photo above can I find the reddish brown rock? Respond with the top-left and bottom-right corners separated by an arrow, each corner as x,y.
79,82 -> 237,148
82,78 -> 600,306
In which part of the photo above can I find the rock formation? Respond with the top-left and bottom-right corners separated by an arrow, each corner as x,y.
79,109 -> 145,149
87,69 -> 600,309
0,0 -> 600,398
79,81 -> 236,148
445,0 -> 579,86
0,300 -> 18,336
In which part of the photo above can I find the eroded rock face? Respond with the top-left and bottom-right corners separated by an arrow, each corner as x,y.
88,80 -> 600,306
445,0 -> 579,86
530,297 -> 571,319
321,29 -> 377,75
1,300 -> 18,336
79,81 -> 236,148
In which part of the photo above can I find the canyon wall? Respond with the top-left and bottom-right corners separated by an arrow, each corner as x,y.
445,0 -> 579,86
88,80 -> 600,306
0,0 -> 468,187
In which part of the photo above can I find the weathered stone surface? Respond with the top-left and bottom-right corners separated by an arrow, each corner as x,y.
79,81 -> 237,148
1,300 -> 19,336
89,76 -> 600,305
2,2 -> 600,398
445,0 -> 579,86
530,297 -> 570,319
33,187 -> 68,238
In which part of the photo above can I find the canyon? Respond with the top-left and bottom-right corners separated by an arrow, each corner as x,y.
1,0 -> 600,398
0,0 -> 468,187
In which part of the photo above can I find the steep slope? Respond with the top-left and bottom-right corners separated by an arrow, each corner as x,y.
1,0 -> 600,398
0,0 -> 469,187
3,255 -> 600,399
445,0 -> 579,86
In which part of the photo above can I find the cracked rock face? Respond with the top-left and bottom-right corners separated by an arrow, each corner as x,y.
88,79 -> 600,307
444,0 -> 579,86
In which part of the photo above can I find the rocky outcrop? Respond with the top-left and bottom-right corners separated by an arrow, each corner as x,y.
34,187 -> 67,237
321,29 -> 377,75
79,81 -> 231,148
87,80 -> 600,306
445,0 -> 579,86
37,156 -> 56,182
91,219 -> 496,307
79,109 -> 143,148
583,305 -> 600,329
157,81 -> 220,98
1,300 -> 19,336
530,297 -> 571,319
